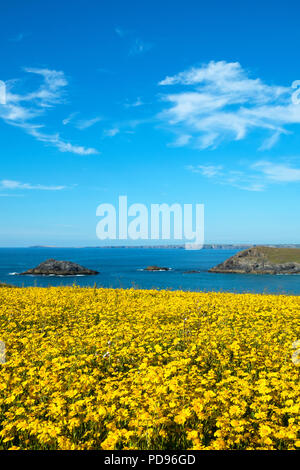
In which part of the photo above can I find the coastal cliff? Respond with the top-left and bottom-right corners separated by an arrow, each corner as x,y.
209,246 -> 300,274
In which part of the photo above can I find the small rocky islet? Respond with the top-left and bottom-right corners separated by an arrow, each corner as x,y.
143,265 -> 172,271
19,259 -> 99,276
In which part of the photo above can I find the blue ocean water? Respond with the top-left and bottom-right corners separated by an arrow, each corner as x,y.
0,247 -> 299,295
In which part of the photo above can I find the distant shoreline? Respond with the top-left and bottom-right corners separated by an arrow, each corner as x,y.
0,244 -> 299,250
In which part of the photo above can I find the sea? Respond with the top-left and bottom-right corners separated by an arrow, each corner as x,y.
0,247 -> 299,295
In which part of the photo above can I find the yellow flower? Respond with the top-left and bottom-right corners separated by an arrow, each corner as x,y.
0,286 -> 299,450
174,408 -> 192,425
259,425 -> 272,438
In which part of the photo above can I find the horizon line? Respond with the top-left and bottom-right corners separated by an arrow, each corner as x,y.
0,243 -> 300,249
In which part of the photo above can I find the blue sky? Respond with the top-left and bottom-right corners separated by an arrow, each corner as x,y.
1,0 -> 300,246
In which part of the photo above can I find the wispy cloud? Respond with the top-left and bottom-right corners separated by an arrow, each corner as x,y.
22,67 -> 68,107
129,38 -> 152,56
187,159 -> 300,191
252,160 -> 300,182
124,97 -> 145,108
115,26 -> 129,38
115,26 -> 152,56
158,60 -> 298,150
62,113 -> 102,131
0,68 -> 99,155
186,164 -> 223,177
76,116 -> 102,130
258,131 -> 282,150
168,134 -> 192,147
103,127 -> 120,137
0,179 -> 66,191
27,127 -> 99,155
62,112 -> 78,125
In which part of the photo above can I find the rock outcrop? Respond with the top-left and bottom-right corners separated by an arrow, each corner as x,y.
144,265 -> 171,271
209,246 -> 300,274
20,259 -> 99,276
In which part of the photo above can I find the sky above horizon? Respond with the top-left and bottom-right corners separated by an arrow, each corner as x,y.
1,0 -> 300,246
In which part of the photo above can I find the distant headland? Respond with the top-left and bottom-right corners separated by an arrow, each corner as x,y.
27,244 -> 300,250
209,246 -> 300,274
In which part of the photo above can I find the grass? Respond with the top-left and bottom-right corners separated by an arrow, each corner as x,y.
254,246 -> 300,264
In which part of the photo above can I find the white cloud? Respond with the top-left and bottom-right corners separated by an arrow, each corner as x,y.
0,101 -> 38,122
252,161 -> 300,182
0,68 -> 99,155
76,117 -> 102,130
103,127 -> 120,137
158,60 -> 296,149
124,97 -> 145,108
22,67 -> 68,107
187,158 -> 300,191
186,164 -> 223,177
62,113 -> 102,131
27,128 -> 99,155
0,179 -> 66,190
62,112 -> 78,125
169,134 -> 192,147
55,141 -> 98,155
258,131 -> 283,150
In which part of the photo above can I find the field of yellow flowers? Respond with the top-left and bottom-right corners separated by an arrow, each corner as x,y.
0,286 -> 299,450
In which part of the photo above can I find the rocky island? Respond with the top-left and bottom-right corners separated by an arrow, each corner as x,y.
144,265 -> 171,271
20,259 -> 99,276
209,246 -> 300,274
